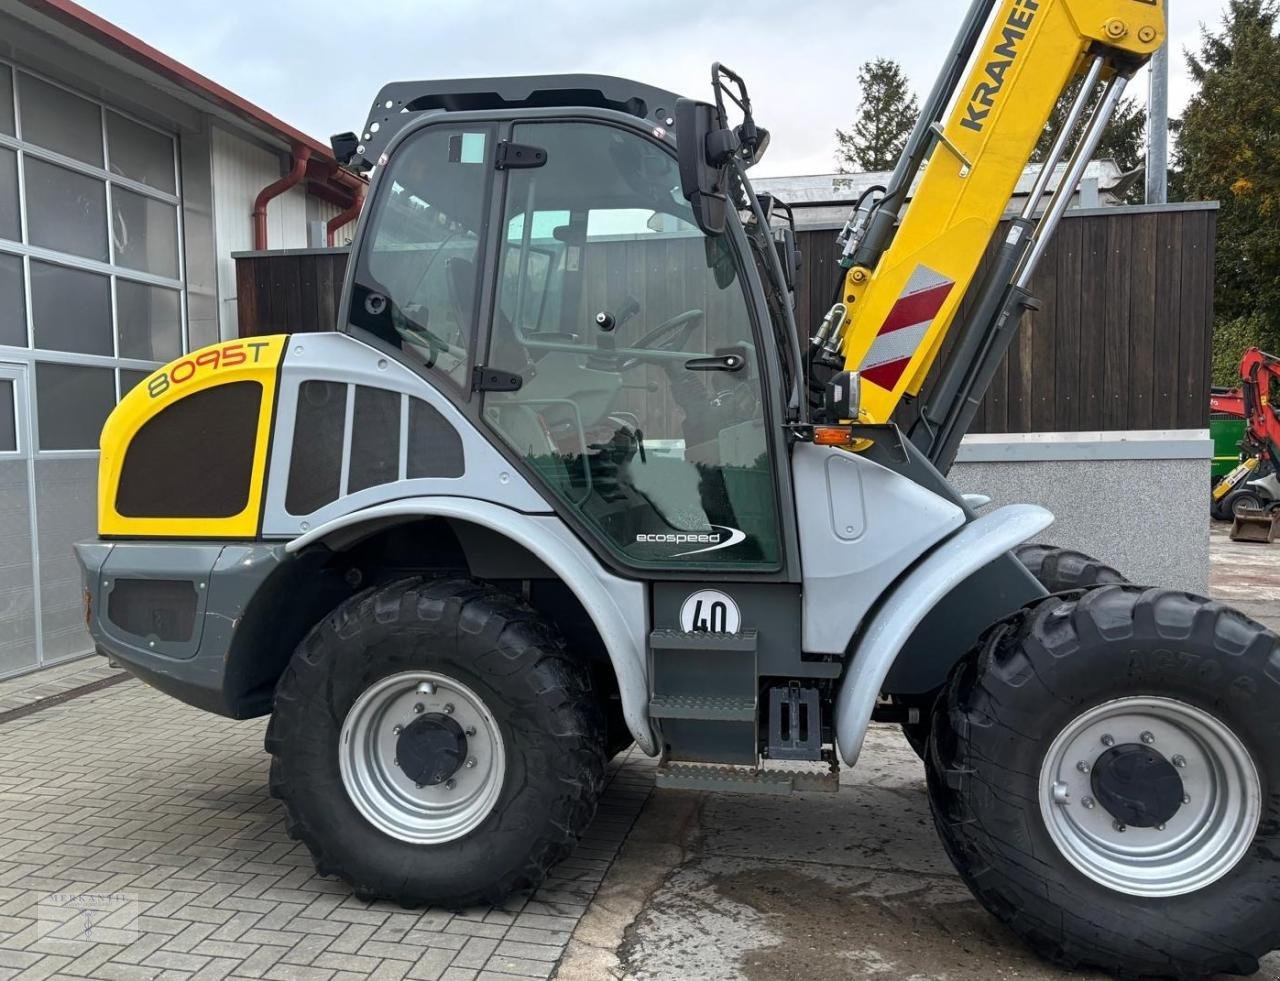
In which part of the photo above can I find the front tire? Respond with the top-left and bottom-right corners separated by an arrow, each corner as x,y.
267,578 -> 606,907
928,586 -> 1280,977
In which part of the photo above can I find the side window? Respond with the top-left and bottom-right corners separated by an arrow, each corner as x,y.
347,126 -> 494,393
484,122 -> 780,570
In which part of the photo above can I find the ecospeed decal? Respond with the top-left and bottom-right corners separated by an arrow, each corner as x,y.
635,524 -> 747,557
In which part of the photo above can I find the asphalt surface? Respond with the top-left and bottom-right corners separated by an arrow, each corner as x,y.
556,524 -> 1280,981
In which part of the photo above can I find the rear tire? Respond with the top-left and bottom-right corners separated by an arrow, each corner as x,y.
1223,489 -> 1266,520
267,578 -> 606,907
928,586 -> 1280,977
900,546 -> 1128,758
1013,543 -> 1127,592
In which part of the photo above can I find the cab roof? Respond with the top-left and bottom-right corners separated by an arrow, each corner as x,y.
339,74 -> 688,172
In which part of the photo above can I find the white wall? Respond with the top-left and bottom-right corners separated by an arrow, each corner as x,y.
210,126 -> 312,338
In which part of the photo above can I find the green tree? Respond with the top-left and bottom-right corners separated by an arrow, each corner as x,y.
836,59 -> 919,172
1033,77 -> 1148,202
1175,0 -> 1280,379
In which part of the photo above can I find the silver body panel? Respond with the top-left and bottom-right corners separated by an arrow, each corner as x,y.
834,503 -> 1055,766
287,497 -> 655,756
262,333 -> 550,538
792,443 -> 966,654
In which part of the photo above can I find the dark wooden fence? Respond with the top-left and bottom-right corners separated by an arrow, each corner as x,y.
235,248 -> 348,343
235,201 -> 1216,433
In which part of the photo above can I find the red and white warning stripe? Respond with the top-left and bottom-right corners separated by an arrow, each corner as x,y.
859,265 -> 954,390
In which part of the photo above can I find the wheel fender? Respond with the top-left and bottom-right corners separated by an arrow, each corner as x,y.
834,503 -> 1054,767
287,497 -> 657,756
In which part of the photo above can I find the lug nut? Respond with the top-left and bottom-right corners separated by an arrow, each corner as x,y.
1082,796 -> 1096,810
1156,823 -> 1166,831
392,725 -> 402,735
465,758 -> 476,769
465,726 -> 477,737
443,703 -> 455,715
1077,761 -> 1091,774
1183,793 -> 1192,805
1101,734 -> 1115,747
1172,755 -> 1187,768
417,681 -> 436,695
415,783 -> 423,789
445,778 -> 456,790
413,703 -> 424,714
1141,731 -> 1155,745
393,758 -> 399,766
1114,821 -> 1127,833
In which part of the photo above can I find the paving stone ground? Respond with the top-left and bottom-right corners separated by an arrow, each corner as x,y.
0,678 -> 653,981
0,659 -> 125,716
0,526 -> 1275,980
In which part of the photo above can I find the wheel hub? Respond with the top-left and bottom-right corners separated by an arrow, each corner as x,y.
396,713 -> 468,786
338,671 -> 506,845
1090,743 -> 1184,829
1038,696 -> 1261,897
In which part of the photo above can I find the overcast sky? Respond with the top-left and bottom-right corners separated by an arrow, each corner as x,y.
81,0 -> 1222,177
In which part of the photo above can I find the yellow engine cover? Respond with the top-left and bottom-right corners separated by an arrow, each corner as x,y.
98,336 -> 287,538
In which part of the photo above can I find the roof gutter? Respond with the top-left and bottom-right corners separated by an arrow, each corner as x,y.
253,144 -> 309,251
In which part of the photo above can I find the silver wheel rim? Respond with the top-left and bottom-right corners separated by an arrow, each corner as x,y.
339,671 -> 506,845
1039,696 -> 1260,897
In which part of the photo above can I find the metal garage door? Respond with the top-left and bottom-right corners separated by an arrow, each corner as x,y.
0,362 -> 38,675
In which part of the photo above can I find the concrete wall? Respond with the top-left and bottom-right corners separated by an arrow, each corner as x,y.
952,430 -> 1212,594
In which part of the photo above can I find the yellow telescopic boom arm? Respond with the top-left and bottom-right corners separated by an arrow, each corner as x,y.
832,0 -> 1164,441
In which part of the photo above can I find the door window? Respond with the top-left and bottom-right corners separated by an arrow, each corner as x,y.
348,126 -> 494,393
484,122 -> 780,570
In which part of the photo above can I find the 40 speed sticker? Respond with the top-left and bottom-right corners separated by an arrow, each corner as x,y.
679,590 -> 741,634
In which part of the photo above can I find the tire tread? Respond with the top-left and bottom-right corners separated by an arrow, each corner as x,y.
267,577 -> 606,907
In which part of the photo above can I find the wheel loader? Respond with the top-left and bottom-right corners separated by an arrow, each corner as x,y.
76,0 -> 1280,975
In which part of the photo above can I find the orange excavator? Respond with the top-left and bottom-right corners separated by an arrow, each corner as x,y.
1210,347 -> 1280,535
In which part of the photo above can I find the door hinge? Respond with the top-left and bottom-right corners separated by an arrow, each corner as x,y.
472,366 -> 523,393
495,142 -> 547,170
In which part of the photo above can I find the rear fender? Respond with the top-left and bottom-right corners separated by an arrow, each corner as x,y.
287,497 -> 656,755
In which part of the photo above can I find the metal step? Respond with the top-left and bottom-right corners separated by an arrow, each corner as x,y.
648,694 -> 756,722
649,628 -> 758,652
655,762 -> 839,796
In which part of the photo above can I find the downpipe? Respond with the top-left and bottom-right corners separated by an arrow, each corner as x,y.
252,144 -> 310,250
834,503 -> 1054,767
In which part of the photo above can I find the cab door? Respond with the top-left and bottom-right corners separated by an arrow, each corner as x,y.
481,120 -> 783,573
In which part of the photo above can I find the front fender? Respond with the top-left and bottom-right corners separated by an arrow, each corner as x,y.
286,497 -> 657,756
834,503 -> 1054,766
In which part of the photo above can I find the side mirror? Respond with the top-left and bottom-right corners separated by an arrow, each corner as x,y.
675,98 -> 733,236
774,225 -> 801,294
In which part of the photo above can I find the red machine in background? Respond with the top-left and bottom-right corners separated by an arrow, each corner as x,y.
1210,348 -> 1280,535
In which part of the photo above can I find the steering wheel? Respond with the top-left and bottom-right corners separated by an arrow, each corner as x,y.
612,309 -> 705,373
632,309 -> 705,352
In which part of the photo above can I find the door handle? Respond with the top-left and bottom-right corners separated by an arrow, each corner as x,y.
685,353 -> 745,372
